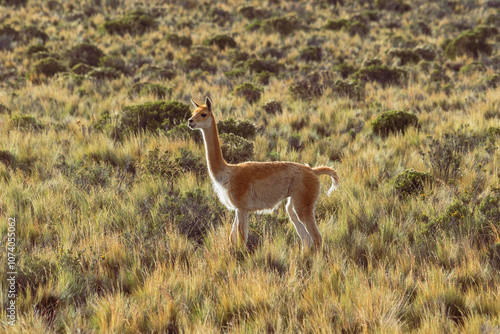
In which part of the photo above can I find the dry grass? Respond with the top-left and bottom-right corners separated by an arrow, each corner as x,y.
1,0 -> 500,332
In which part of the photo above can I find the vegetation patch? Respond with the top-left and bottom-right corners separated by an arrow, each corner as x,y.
102,10 -> 157,36
218,118 -> 257,139
354,64 -> 407,87
205,34 -> 236,50
234,83 -> 262,104
29,57 -> 66,80
262,16 -> 300,36
394,169 -> 433,197
445,25 -> 499,59
220,133 -> 254,163
65,43 -> 104,68
115,101 -> 190,138
166,33 -> 193,48
372,110 -> 418,137
128,82 -> 172,99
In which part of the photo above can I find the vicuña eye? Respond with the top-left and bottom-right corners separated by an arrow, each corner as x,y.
201,113 -> 207,117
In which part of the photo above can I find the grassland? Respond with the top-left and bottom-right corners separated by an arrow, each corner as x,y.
1,0 -> 500,332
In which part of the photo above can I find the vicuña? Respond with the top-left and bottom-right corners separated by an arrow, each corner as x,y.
188,97 -> 340,251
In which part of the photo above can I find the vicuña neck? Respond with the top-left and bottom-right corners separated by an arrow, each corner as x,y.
200,117 -> 228,178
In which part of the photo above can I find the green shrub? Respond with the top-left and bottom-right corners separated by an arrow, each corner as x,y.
372,110 -> 419,137
175,149 -> 205,175
289,78 -> 323,100
324,19 -> 349,31
354,64 -> 407,87
420,126 -> 482,182
116,101 -> 190,137
245,20 -> 262,32
0,0 -> 27,7
459,62 -> 486,75
26,45 -> 48,58
375,0 -> 411,12
209,8 -> 231,26
225,68 -> 246,79
73,163 -> 113,190
220,133 -> 254,163
87,67 -> 121,81
71,63 -> 94,75
288,134 -> 304,151
0,150 -> 16,168
166,33 -> 192,48
245,58 -> 283,75
206,34 -> 237,50
229,50 -> 250,65
99,55 -> 126,73
334,63 -> 358,79
414,46 -> 436,61
30,57 -> 66,79
218,118 -> 257,139
388,49 -> 421,65
65,43 -> 104,68
102,10 -> 157,36
262,100 -> 283,114
445,25 -> 499,59
332,79 -> 363,99
234,83 -> 262,104
478,186 -> 500,223
256,71 -> 274,85
262,16 -> 300,36
394,169 -> 433,197
11,115 -> 43,130
128,82 -> 172,99
183,52 -> 216,73
141,148 -> 179,179
160,191 -> 224,242
299,46 -> 322,62
485,74 -> 500,88
239,6 -> 270,20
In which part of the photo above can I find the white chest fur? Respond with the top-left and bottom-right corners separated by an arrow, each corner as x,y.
210,172 -> 236,210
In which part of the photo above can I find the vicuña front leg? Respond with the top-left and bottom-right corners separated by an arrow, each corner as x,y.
230,210 -> 249,246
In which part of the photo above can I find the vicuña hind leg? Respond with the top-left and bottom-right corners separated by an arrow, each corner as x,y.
286,198 -> 313,250
293,199 -> 322,251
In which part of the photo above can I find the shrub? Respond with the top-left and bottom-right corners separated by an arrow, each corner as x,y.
410,21 -> 432,36
218,118 -> 257,139
324,19 -> 349,31
209,8 -> 231,26
116,101 -> 190,137
175,149 -> 205,175
30,57 -> 66,79
245,20 -> 262,32
414,46 -> 436,61
102,10 -> 157,36
288,134 -> 304,151
26,45 -> 48,58
225,68 -> 246,79
332,80 -> 363,99
166,33 -> 193,48
234,83 -> 262,104
128,82 -> 172,99
478,186 -> 500,223
353,64 -> 407,87
324,19 -> 369,36
73,163 -> 113,190
259,47 -> 286,59
239,6 -> 270,20
229,50 -> 250,65
11,115 -> 43,131
71,63 -> 94,75
99,55 -> 126,73
262,16 -> 300,36
375,0 -> 411,12
372,110 -> 419,137
394,169 -> 433,197
0,26 -> 22,50
87,67 -> 121,81
334,63 -> 358,79
289,78 -> 323,100
388,49 -> 421,65
245,58 -> 283,75
459,62 -> 486,75
263,100 -> 283,115
1,0 -> 27,6
429,68 -> 450,84
206,34 -> 236,50
65,43 -> 104,68
160,191 -> 224,242
485,74 -> 500,88
220,133 -> 254,163
445,25 -> 499,59
141,148 -> 179,178
420,126 -> 482,182
299,46 -> 322,62
0,150 -> 16,168
183,52 -> 216,73
257,71 -> 274,85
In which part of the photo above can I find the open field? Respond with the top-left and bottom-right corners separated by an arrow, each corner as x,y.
1,0 -> 500,332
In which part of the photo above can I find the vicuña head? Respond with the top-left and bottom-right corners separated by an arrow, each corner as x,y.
188,96 -> 340,251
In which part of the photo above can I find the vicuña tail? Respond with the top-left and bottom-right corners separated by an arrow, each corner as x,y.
312,167 -> 340,196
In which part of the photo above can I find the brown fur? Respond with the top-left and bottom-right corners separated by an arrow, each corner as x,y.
188,97 -> 340,251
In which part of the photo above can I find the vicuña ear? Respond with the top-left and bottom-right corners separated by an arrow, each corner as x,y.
190,98 -> 201,109
205,97 -> 212,112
